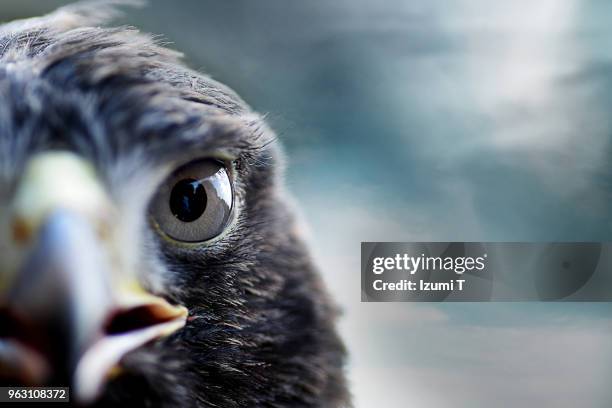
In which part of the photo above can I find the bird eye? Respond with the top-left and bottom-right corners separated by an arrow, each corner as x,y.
150,159 -> 233,242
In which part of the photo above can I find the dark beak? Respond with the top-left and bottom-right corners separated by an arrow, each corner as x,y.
0,152 -> 187,403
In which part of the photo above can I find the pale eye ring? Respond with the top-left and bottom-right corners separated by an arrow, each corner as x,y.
150,159 -> 233,242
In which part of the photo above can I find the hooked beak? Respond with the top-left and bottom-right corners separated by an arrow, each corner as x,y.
0,152 -> 187,403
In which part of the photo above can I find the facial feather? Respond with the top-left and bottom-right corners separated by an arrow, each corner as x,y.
0,1 -> 349,407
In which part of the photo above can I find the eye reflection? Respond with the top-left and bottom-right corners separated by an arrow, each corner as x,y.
150,160 -> 233,243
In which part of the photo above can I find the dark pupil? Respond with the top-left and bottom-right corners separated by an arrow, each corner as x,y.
169,178 -> 207,222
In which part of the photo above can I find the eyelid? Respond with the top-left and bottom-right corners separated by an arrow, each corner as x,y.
163,155 -> 236,185
165,148 -> 237,171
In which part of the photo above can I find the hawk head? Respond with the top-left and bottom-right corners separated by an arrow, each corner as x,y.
0,1 -> 348,406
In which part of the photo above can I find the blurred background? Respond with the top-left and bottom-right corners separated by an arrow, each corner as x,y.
3,1 -> 612,406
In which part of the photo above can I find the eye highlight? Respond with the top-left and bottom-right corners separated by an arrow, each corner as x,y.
150,159 -> 233,243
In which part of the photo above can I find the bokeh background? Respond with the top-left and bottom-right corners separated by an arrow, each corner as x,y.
3,1 -> 612,406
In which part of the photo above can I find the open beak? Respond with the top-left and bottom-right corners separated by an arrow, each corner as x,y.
0,152 -> 187,403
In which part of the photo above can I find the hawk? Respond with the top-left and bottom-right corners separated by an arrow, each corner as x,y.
0,1 -> 349,407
